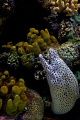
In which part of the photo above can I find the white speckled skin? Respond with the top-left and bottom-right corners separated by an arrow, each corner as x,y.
39,48 -> 79,115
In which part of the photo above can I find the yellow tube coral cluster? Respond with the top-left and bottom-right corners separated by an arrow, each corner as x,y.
0,70 -> 28,116
2,28 -> 59,56
49,0 -> 80,16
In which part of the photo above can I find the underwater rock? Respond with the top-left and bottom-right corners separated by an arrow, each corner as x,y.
7,52 -> 19,69
24,89 -> 44,120
57,41 -> 80,68
39,48 -> 79,115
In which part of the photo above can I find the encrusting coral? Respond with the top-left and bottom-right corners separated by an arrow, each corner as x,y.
39,48 -> 79,114
49,0 -> 80,16
57,41 -> 80,68
0,70 -> 28,116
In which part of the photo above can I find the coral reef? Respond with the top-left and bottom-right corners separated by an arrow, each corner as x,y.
1,28 -> 59,70
27,28 -> 49,52
0,69 -> 44,120
39,48 -> 79,114
0,86 -> 44,120
20,54 -> 39,69
0,70 -> 29,116
49,0 -> 80,16
58,18 -> 80,42
41,0 -> 80,40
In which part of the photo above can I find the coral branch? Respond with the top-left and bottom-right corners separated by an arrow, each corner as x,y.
49,0 -> 80,16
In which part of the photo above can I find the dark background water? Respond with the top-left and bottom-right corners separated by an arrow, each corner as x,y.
0,0 -> 49,46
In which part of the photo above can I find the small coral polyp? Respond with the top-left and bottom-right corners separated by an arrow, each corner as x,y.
0,70 -> 28,116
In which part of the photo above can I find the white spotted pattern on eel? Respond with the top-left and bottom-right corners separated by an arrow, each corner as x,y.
39,48 -> 79,115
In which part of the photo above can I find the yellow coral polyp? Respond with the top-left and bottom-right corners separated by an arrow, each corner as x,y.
11,46 -> 16,52
18,100 -> 27,112
1,75 -> 6,80
1,86 -> 8,95
65,0 -> 69,2
37,38 -> 44,45
13,95 -> 20,106
6,44 -> 12,49
23,42 -> 28,48
31,34 -> 38,39
6,99 -> 13,114
4,70 -> 9,76
33,30 -> 39,34
40,30 -> 45,37
19,78 -> 25,84
18,47 -> 26,55
27,45 -> 34,52
6,95 -> 20,115
29,28 -> 36,32
18,82 -> 24,87
32,42 -> 41,56
74,0 -> 78,3
50,35 -> 59,44
16,42 -> 23,47
18,94 -> 28,112
8,79 -> 16,86
27,32 -> 32,38
12,86 -> 22,96
19,86 -> 26,95
39,42 -> 47,51
40,29 -> 51,45
10,76 -> 15,80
